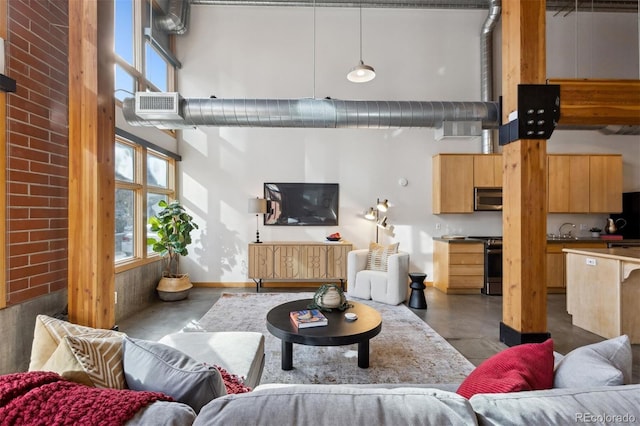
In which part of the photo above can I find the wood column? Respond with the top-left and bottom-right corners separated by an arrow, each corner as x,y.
500,0 -> 550,345
67,0 -> 115,328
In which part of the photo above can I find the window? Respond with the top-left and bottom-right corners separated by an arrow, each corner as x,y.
114,0 -> 175,100
115,138 -> 175,264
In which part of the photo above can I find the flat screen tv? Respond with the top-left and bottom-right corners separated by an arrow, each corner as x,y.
264,183 -> 339,226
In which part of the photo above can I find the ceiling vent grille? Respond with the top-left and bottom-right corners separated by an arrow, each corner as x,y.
135,92 -> 183,120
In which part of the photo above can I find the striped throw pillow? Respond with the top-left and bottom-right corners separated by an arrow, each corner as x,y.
365,242 -> 399,271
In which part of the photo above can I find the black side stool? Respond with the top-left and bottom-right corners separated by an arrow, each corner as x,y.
408,272 -> 427,309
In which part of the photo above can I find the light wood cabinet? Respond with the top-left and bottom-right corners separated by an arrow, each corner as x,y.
248,242 -> 352,291
548,155 -> 590,213
434,153 -> 622,214
547,154 -> 622,213
433,241 -> 484,294
589,155 -> 623,213
473,154 -> 503,188
432,155 -> 474,214
546,241 -> 607,292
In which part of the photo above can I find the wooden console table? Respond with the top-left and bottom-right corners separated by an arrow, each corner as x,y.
248,241 -> 353,292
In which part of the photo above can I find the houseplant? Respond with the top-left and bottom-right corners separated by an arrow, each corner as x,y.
589,227 -> 602,238
148,200 -> 199,301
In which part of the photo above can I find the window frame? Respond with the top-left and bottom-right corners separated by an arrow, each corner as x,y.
115,136 -> 176,272
114,0 -> 176,105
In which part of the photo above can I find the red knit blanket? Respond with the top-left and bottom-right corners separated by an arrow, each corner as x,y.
0,371 -> 173,426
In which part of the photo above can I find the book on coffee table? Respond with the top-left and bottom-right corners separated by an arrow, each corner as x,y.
290,309 -> 328,328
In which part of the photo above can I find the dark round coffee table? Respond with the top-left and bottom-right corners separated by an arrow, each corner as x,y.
266,299 -> 382,370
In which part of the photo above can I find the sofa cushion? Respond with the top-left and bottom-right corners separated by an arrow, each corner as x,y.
194,385 -> 478,426
365,242 -> 399,271
42,335 -> 126,389
158,331 -> 265,389
29,314 -> 125,371
126,401 -> 197,426
122,337 -> 226,413
553,335 -> 632,388
456,338 -> 554,399
470,384 -> 640,426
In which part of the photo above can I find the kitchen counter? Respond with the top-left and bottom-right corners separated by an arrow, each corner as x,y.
432,237 -> 487,244
434,237 -> 640,244
563,247 -> 640,344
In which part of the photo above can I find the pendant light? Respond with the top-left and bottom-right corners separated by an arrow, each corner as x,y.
347,5 -> 375,83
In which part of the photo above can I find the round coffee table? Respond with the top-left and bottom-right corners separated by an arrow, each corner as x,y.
266,299 -> 382,370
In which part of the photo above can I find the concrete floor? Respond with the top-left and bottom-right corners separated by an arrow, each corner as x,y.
118,286 -> 639,384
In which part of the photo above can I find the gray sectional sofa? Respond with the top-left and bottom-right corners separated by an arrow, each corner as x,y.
16,315 -> 640,425
191,333 -> 640,426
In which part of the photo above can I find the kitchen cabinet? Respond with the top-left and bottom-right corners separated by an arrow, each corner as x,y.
546,240 -> 607,292
248,241 -> 352,291
548,155 -> 590,213
547,154 -> 622,213
589,155 -> 623,213
473,154 -> 503,188
433,240 -> 484,294
433,155 -> 474,214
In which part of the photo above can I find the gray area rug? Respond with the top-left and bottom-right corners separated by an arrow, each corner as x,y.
195,292 -> 475,385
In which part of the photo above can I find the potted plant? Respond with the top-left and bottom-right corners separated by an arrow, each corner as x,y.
589,227 -> 602,238
148,200 -> 199,301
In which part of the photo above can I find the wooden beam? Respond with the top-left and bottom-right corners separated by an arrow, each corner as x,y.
548,79 -> 640,126
68,0 -> 116,328
500,0 -> 549,345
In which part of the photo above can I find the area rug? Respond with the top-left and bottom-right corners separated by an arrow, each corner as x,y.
195,292 -> 475,385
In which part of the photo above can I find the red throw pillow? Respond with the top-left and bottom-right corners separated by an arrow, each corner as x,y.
456,338 -> 554,399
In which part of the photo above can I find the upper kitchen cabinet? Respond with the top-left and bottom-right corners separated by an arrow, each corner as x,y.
473,154 -> 503,188
548,155 -> 590,213
547,154 -> 622,214
589,155 -> 623,213
433,154 -> 474,214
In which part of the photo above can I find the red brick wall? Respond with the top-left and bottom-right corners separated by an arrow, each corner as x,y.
6,1 -> 68,304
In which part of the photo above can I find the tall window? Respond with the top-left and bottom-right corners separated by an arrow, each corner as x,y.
114,0 -> 175,101
115,138 -> 175,264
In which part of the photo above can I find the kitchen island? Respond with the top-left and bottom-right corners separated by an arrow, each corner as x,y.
563,247 -> 640,343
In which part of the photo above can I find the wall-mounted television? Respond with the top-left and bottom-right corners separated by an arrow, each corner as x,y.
264,183 -> 339,226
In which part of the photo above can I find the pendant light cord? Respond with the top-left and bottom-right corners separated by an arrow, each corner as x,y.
359,3 -> 363,62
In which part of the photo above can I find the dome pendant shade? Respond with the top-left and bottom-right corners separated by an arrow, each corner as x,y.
347,61 -> 376,83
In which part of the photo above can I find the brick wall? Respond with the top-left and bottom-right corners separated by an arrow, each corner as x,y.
6,1 -> 68,304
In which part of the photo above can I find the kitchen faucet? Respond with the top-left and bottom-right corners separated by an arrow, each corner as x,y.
558,222 -> 576,239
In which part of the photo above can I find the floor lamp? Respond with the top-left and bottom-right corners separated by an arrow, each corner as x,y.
364,198 -> 390,243
248,197 -> 268,243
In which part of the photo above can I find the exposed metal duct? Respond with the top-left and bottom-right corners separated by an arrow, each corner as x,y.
123,97 -> 500,129
156,0 -> 191,35
598,125 -> 640,135
480,0 -> 500,153
190,0 -> 638,13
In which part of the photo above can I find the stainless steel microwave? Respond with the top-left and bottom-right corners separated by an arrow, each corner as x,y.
474,187 -> 503,211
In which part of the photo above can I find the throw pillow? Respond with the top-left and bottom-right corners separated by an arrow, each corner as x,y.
122,337 -> 227,413
66,335 -> 126,389
29,314 -> 125,371
365,242 -> 399,271
553,335 -> 632,388
456,338 -> 554,399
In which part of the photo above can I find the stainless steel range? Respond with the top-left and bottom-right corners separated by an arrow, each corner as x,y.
469,236 -> 503,295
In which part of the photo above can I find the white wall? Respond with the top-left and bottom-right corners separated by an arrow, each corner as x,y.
172,6 -> 639,283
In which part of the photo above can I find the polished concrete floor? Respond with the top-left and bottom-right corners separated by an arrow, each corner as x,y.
118,286 -> 639,384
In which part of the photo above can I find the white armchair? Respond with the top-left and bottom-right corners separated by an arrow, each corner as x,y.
347,249 -> 410,305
